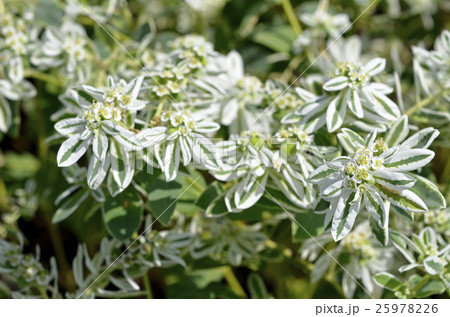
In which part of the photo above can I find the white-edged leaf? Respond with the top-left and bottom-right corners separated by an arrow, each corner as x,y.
331,192 -> 361,241
323,76 -> 349,91
337,128 -> 364,153
384,149 -> 434,172
365,58 -> 386,76
163,140 -> 180,182
52,188 -> 89,223
364,189 -> 388,229
406,173 -> 446,210
194,121 -> 220,133
347,89 -> 363,118
87,155 -> 110,190
110,139 -> 133,190
373,169 -> 416,191
54,118 -> 86,136
375,185 -> 427,212
0,95 -> 11,133
385,115 -> 409,147
423,256 -> 445,276
399,128 -> 439,150
307,165 -> 338,184
234,173 -> 268,209
326,92 -> 347,132
374,273 -> 403,291
93,129 -> 109,161
57,135 -> 90,167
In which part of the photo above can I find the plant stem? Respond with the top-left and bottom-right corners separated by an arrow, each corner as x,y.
411,274 -> 431,297
281,0 -> 302,35
223,266 -> 247,298
42,212 -> 76,292
405,88 -> 449,116
38,286 -> 49,299
142,272 -> 153,299
24,69 -> 65,88
280,55 -> 303,82
154,100 -> 165,118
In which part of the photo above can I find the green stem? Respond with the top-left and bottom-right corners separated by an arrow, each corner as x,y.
281,0 -> 302,35
24,69 -> 65,88
42,213 -> 76,292
280,55 -> 303,82
411,274 -> 431,297
154,100 -> 165,119
142,273 -> 153,299
405,89 -> 449,116
38,286 -> 49,299
223,266 -> 247,298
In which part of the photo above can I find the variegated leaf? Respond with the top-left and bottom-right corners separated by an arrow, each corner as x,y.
326,92 -> 347,132
375,184 -> 427,212
110,139 -> 133,189
365,58 -> 386,76
87,155 -> 110,190
307,165 -> 338,184
384,149 -> 434,172
337,128 -> 364,153
163,140 -> 180,182
0,95 -> 11,133
57,135 -> 90,167
331,191 -> 360,241
385,115 -> 409,147
399,128 -> 439,150
93,129 -> 109,161
234,173 -> 268,209
54,118 -> 86,136
347,88 -> 363,118
373,169 -> 416,191
323,76 -> 349,91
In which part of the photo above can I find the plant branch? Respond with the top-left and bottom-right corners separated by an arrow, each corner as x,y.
281,0 -> 302,35
405,88 -> 449,116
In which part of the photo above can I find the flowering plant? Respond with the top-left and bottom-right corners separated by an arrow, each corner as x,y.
0,0 -> 448,300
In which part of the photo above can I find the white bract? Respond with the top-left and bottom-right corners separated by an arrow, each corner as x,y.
302,222 -> 395,298
31,21 -> 89,77
55,76 -> 146,194
212,129 -> 318,212
146,108 -> 221,181
309,126 -> 444,242
299,1 -> 350,38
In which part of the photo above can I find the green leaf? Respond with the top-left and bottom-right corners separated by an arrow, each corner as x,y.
147,174 -> 182,226
205,192 -> 228,218
195,182 -> 222,210
292,209 -> 324,242
252,25 -> 296,53
102,188 -> 143,241
35,0 -> 64,26
374,273 -> 404,291
53,189 -> 89,223
415,279 -> 446,298
406,173 -> 446,209
369,215 -> 388,246
423,256 -> 445,275
247,273 -> 268,299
